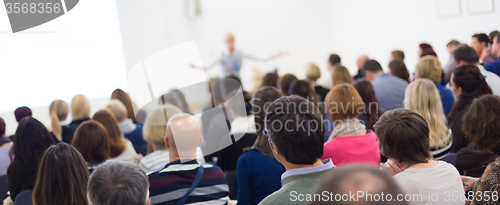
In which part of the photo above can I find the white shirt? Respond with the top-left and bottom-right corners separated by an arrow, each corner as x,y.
478,65 -> 500,96
140,147 -> 206,173
393,161 -> 465,205
112,139 -> 139,164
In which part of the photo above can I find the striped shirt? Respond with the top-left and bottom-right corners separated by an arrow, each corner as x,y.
431,139 -> 453,160
140,148 -> 206,173
148,160 -> 229,205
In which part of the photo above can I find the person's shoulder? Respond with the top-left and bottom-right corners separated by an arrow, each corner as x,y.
258,188 -> 284,205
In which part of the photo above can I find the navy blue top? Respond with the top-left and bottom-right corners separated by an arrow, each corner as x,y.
236,149 -> 285,205
435,83 -> 455,117
124,123 -> 148,155
484,57 -> 500,77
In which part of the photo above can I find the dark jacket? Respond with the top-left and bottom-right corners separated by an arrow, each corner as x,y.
314,85 -> 330,102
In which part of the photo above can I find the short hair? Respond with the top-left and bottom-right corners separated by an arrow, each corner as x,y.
226,33 -> 235,41
331,65 -> 353,87
106,99 -> 127,122
415,56 -> 443,83
493,32 -> 500,44
310,165 -> 407,205
374,109 -> 431,165
463,95 -> 500,155
278,74 -> 298,96
33,143 -> 89,205
325,83 -> 364,122
305,63 -> 321,81
261,72 -> 279,88
264,96 -> 324,165
363,60 -> 383,72
87,161 -> 149,205
472,33 -> 489,44
143,104 -> 183,146
0,117 -> 5,137
388,60 -> 410,83
490,31 -> 500,40
72,120 -> 110,164
391,50 -> 405,60
447,40 -> 460,47
453,45 -> 479,64
328,54 -> 341,65
14,106 -> 32,122
71,94 -> 91,120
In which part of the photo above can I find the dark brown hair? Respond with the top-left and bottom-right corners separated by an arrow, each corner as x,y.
249,86 -> 283,158
72,120 -> 110,164
261,72 -> 279,88
462,95 -> 500,155
92,110 -> 125,158
388,60 -> 411,83
278,74 -> 298,96
111,89 -> 138,123
353,79 -> 380,130
0,117 -> 5,137
374,109 -> 431,165
33,143 -> 89,205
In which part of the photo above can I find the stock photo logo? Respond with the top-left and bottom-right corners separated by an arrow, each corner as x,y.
3,0 -> 78,33
127,41 -> 250,160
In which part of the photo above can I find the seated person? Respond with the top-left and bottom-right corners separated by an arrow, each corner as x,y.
322,83 -> 380,166
148,114 -> 229,205
377,109 -> 465,205
107,100 -> 148,155
258,96 -> 336,205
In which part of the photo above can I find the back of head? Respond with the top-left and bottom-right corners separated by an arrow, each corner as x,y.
106,99 -> 127,123
49,100 -> 69,141
419,43 -> 438,58
310,165 -> 407,205
329,54 -> 341,65
261,72 -> 279,88
33,143 -> 89,205
473,33 -> 489,44
278,74 -> 298,96
462,95 -> 500,155
92,110 -> 125,158
453,45 -> 479,65
289,80 -> 312,99
447,40 -> 460,47
449,65 -> 492,120
111,89 -> 138,123
325,83 -> 364,122
9,117 -> 55,171
332,65 -> 353,86
88,161 -> 149,205
388,60 -> 410,83
363,60 -> 383,73
14,106 -> 32,122
0,117 -> 5,137
251,86 -> 282,157
415,56 -> 443,83
72,120 -> 110,164
352,79 -> 380,129
159,89 -> 191,114
306,63 -> 321,82
143,104 -> 183,147
166,113 -> 202,159
391,50 -> 405,61
490,31 -> 500,40
404,79 -> 448,148
374,109 -> 431,165
71,94 -> 91,120
264,96 -> 324,165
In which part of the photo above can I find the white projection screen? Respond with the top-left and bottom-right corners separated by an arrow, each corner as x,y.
0,0 -> 128,113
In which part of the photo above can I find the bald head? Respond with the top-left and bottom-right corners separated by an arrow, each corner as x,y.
357,55 -> 369,70
165,114 -> 203,161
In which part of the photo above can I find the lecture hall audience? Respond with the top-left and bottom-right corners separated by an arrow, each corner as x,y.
319,54 -> 342,87
305,63 -> 329,101
353,55 -> 369,80
484,32 -> 500,78
352,79 -> 380,130
0,117 -> 11,177
69,94 -> 91,129
48,100 -> 75,143
322,84 -> 380,166
388,59 -> 411,83
71,120 -> 110,172
378,109 -> 465,205
236,87 -> 286,205
277,73 -> 298,96
404,79 -> 452,160
330,64 -> 353,87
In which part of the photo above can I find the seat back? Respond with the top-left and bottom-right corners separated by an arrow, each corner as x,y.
14,190 -> 32,205
0,175 -> 8,201
440,152 -> 457,166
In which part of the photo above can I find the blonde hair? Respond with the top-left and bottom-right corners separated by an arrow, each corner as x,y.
305,63 -> 321,82
252,68 -> 265,92
415,56 -> 443,83
143,104 -> 183,147
404,79 -> 450,148
331,65 -> 353,87
106,100 -> 127,123
71,94 -> 90,120
226,33 -> 235,41
49,100 -> 69,141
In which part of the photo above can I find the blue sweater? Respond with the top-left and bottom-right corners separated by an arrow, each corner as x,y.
236,150 -> 285,205
124,123 -> 148,155
485,57 -> 500,77
435,83 -> 455,117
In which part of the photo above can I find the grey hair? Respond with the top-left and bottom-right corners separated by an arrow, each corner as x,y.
87,160 -> 149,205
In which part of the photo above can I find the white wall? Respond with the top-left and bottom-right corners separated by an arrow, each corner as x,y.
330,0 -> 500,75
